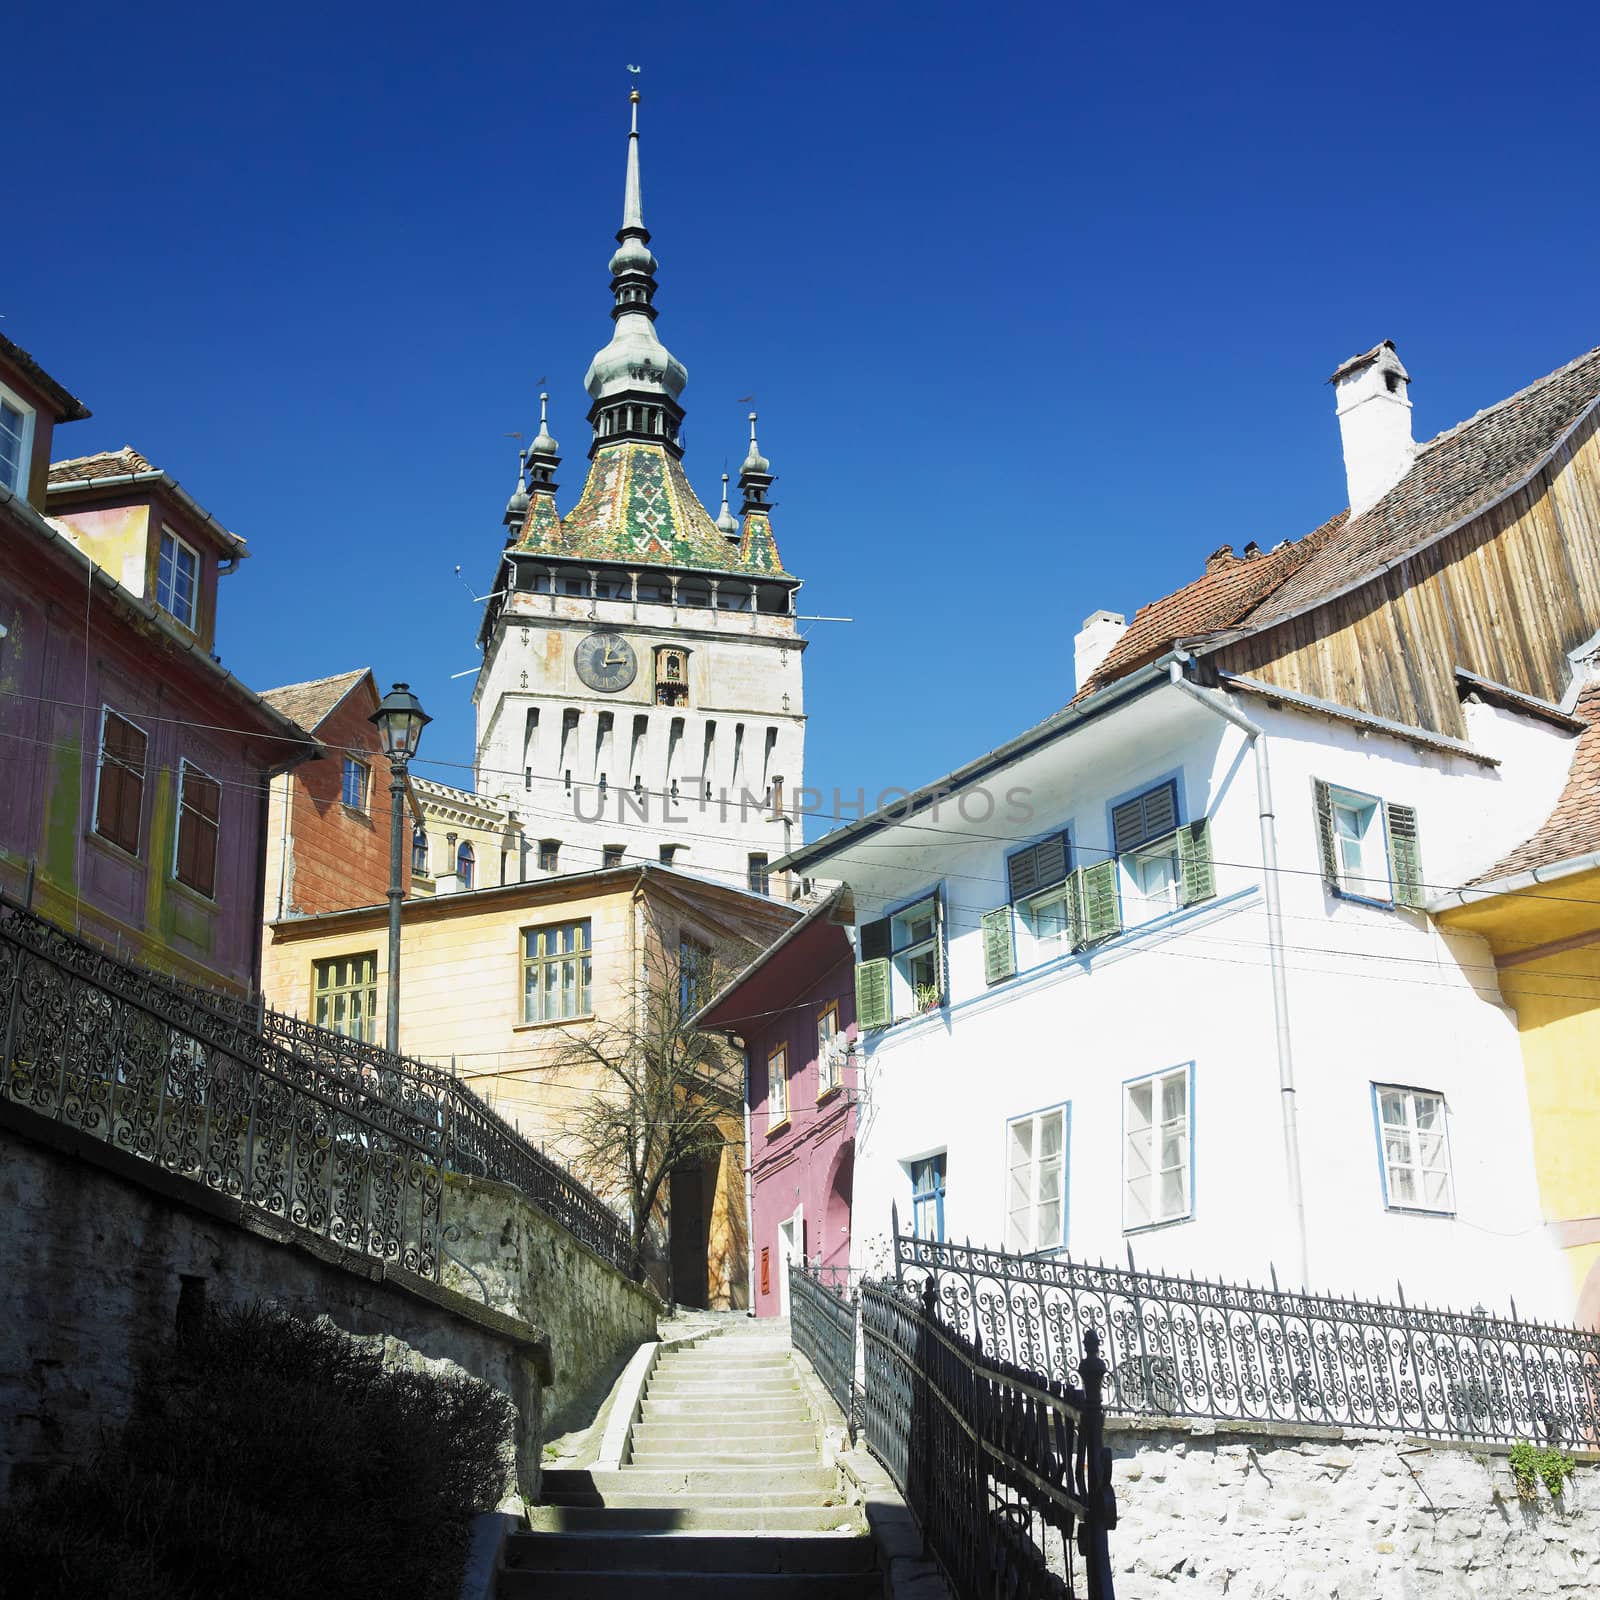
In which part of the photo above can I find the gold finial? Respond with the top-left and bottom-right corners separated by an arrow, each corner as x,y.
630,89 -> 640,103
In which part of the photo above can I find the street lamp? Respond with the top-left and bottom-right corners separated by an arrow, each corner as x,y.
370,682 -> 430,1054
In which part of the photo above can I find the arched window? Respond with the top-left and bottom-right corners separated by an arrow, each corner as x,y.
457,840 -> 475,889
411,825 -> 429,875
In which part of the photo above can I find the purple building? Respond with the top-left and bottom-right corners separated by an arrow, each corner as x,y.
693,887 -> 858,1316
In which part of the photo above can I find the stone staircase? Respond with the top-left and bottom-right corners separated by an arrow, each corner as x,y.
501,1318 -> 877,1596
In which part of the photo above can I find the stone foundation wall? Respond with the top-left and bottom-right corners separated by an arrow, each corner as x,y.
1108,1417 -> 1600,1599
0,1109 -> 551,1500
438,1170 -> 659,1433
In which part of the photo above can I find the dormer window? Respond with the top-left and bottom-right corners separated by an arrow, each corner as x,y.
0,383 -> 34,495
157,529 -> 199,630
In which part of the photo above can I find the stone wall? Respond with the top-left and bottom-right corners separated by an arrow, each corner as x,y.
438,1170 -> 659,1433
1107,1417 -> 1600,1598
0,1109 -> 551,1500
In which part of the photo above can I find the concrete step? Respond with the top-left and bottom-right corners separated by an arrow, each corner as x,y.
627,1447 -> 822,1468
627,1433 -> 819,1459
542,1467 -> 839,1499
541,1490 -> 853,1512
662,1350 -> 796,1365
508,1531 -> 873,1574
497,1570 -> 881,1599
640,1395 -> 813,1420
648,1375 -> 801,1395
525,1506 -> 866,1535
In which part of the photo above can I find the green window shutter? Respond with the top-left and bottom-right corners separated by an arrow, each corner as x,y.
1008,833 -> 1070,903
1179,818 -> 1216,906
1007,846 -> 1040,902
1386,803 -> 1424,909
1313,779 -> 1339,892
1079,858 -> 1121,944
859,916 -> 892,962
1113,783 -> 1178,854
855,958 -> 892,1030
981,907 -> 1016,985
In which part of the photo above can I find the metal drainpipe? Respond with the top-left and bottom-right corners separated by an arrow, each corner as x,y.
1167,659 -> 1310,1289
741,1045 -> 756,1316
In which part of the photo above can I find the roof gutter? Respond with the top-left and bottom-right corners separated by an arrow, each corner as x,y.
47,467 -> 249,560
0,482 -> 316,762
776,654 -> 1182,873
1428,850 -> 1600,915
1166,656 -> 1310,1292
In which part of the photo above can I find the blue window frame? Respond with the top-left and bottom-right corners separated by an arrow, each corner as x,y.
341,756 -> 369,812
910,1153 -> 946,1242
411,824 -> 429,874
456,840 -> 475,887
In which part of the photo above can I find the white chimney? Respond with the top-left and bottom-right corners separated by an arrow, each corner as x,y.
1331,341 -> 1414,516
1074,610 -> 1127,694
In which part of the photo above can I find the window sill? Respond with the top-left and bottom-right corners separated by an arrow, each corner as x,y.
86,828 -> 144,869
168,874 -> 218,910
1124,1213 -> 1194,1237
512,1012 -> 595,1033
1382,1202 -> 1456,1218
341,804 -> 374,825
815,1083 -> 844,1105
766,1117 -> 791,1138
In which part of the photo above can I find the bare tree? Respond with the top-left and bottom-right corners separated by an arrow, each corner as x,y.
550,923 -> 753,1273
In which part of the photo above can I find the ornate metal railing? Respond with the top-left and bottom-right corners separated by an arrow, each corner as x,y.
861,1276 -> 1116,1600
789,1260 -> 858,1421
0,896 -> 638,1282
0,897 -> 443,1279
893,1215 -> 1600,1447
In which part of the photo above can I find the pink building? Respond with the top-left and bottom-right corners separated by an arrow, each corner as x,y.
692,887 -> 858,1316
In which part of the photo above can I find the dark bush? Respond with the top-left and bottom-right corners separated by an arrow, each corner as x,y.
0,1301 -> 516,1600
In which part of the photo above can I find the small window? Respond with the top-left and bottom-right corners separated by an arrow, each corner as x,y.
910,1153 -> 946,1241
522,920 -> 592,1023
1111,781 -> 1179,855
816,1002 -> 844,1098
1125,834 -> 1182,922
602,843 -> 625,868
767,1043 -> 789,1127
1020,882 -> 1076,953
156,530 -> 200,630
1006,1105 -> 1067,1254
173,760 -> 221,898
655,646 -> 689,706
748,852 -> 770,895
538,839 -> 560,872
0,387 -> 33,495
1375,1086 -> 1454,1213
456,840 -> 475,888
341,757 -> 370,813
1124,1066 -> 1192,1231
659,844 -> 681,867
411,825 -> 429,874
94,708 -> 148,856
314,953 -> 377,1042
679,933 -> 712,1015
891,893 -> 942,1012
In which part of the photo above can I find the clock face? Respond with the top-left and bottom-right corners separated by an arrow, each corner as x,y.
574,631 -> 638,693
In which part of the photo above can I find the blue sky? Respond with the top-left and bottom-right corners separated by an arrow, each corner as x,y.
11,1 -> 1598,833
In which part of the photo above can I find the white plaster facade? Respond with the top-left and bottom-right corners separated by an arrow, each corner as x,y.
472,583 -> 805,895
802,665 -> 1578,1317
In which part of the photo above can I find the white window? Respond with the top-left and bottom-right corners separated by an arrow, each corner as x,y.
1376,1086 -> 1454,1213
1020,882 -> 1075,954
521,920 -> 591,1023
156,529 -> 200,630
768,1043 -> 789,1127
1006,1105 -> 1067,1253
341,756 -> 370,812
1124,1066 -> 1192,1230
1331,788 -> 1383,897
1125,835 -> 1182,922
0,386 -> 33,495
891,894 -> 942,1012
816,1002 -> 844,1097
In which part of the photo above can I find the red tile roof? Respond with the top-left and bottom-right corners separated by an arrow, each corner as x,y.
1468,683 -> 1600,884
260,669 -> 371,731
48,446 -> 157,486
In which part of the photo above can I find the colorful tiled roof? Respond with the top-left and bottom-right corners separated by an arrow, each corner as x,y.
1077,518 -> 1343,699
1468,683 -> 1600,884
260,668 -> 371,731
1083,344 -> 1600,699
515,440 -> 793,578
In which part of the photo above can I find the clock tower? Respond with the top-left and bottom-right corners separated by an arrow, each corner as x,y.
471,92 -> 805,896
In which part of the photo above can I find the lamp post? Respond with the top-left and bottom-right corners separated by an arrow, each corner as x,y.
370,682 -> 430,1055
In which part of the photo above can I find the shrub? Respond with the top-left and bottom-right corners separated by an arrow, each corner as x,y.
0,1301 -> 516,1600
1508,1440 -> 1577,1501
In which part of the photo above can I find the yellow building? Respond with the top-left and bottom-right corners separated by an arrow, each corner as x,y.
1435,683 -> 1600,1327
263,861 -> 795,1308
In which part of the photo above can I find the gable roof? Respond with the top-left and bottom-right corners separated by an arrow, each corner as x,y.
260,668 -> 371,731
0,334 -> 92,423
48,445 -> 249,556
1084,344 -> 1600,697
1466,682 -> 1600,885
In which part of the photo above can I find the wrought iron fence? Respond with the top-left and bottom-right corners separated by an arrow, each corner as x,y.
893,1214 -> 1600,1447
789,1260 -> 858,1421
861,1275 -> 1116,1600
0,896 -> 639,1282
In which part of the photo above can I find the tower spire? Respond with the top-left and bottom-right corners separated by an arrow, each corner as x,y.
738,411 -> 774,515
525,391 -> 561,498
715,470 -> 740,538
582,88 -> 689,457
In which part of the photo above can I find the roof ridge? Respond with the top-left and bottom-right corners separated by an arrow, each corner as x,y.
50,445 -> 157,476
260,667 -> 368,697
1416,345 -> 1600,459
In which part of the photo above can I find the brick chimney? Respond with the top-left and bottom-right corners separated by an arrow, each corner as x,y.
1074,610 -> 1127,694
1330,341 -> 1414,516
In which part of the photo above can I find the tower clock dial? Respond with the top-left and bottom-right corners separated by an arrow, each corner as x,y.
574,631 -> 638,693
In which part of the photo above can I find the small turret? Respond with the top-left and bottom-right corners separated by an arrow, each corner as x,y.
738,412 -> 774,515
715,472 -> 740,539
524,392 -> 561,498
